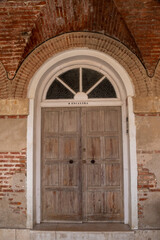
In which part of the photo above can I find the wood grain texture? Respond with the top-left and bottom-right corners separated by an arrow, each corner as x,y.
41,107 -> 123,222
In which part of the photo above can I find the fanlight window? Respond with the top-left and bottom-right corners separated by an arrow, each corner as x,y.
46,68 -> 117,100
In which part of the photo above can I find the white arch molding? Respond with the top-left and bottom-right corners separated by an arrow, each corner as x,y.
27,49 -> 138,229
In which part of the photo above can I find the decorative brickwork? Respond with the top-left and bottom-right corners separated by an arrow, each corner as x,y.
12,32 -> 150,98
1,32 -> 160,99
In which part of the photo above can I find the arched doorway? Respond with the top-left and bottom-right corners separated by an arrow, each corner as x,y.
41,67 -> 123,222
27,49 -> 138,229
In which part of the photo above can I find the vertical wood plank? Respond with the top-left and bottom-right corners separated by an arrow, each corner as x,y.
82,107 -> 123,221
41,108 -> 82,221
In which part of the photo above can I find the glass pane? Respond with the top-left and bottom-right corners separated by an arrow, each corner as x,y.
46,79 -> 74,99
82,68 -> 103,92
88,78 -> 116,98
59,68 -> 79,92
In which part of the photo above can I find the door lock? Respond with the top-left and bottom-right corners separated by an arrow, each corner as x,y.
69,159 -> 74,164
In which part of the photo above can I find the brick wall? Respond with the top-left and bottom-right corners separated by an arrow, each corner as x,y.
136,113 -> 160,228
0,149 -> 26,204
0,115 -> 27,228
0,148 -> 27,228
137,150 -> 160,219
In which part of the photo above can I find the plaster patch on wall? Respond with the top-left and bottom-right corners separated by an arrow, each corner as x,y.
136,115 -> 160,150
0,99 -> 29,116
139,192 -> 160,229
136,114 -> 160,228
134,96 -> 160,113
0,118 -> 27,152
145,155 -> 160,188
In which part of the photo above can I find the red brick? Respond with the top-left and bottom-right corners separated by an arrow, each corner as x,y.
9,202 -> 21,205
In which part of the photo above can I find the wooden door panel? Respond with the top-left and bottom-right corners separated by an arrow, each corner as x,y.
44,137 -> 59,159
87,137 -> 101,159
41,108 -> 81,221
44,190 -> 80,220
82,107 -> 123,222
61,163 -> 79,186
86,191 -> 122,221
105,163 -> 121,186
44,164 -> 59,186
87,164 -> 103,187
62,110 -> 78,133
86,110 -> 104,132
105,137 -> 119,159
87,191 -> 105,215
61,137 -> 78,159
105,191 -> 121,215
44,111 -> 59,134
104,110 -> 118,132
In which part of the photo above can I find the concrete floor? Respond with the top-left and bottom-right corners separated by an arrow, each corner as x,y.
1,228 -> 160,240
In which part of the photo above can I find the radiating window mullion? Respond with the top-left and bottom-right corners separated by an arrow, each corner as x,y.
80,67 -> 82,92
86,76 -> 106,95
56,76 -> 76,95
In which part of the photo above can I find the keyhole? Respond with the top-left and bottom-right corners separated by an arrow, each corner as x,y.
91,159 -> 95,164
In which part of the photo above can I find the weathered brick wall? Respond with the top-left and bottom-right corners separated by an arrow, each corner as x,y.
136,113 -> 160,228
0,115 -> 27,228
0,149 -> 26,228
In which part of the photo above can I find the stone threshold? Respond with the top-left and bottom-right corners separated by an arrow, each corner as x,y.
34,222 -> 131,232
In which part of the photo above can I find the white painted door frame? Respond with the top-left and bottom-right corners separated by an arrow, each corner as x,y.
26,49 -> 138,229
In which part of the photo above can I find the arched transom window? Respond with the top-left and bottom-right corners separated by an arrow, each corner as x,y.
46,68 -> 117,100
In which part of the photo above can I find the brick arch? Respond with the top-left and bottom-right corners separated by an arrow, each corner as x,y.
0,61 -> 9,99
12,32 -> 151,98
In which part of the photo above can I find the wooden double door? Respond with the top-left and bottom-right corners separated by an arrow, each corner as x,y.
41,107 -> 123,222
